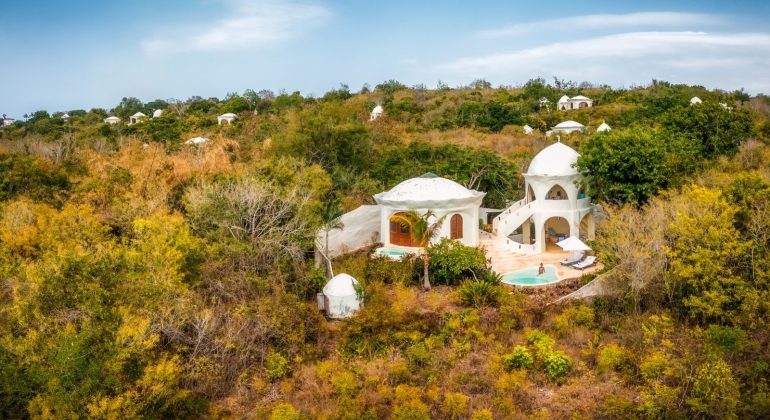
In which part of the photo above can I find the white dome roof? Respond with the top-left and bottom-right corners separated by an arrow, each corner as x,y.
105,116 -> 120,122
371,105 -> 383,113
131,112 -> 146,118
185,136 -> 209,145
571,95 -> 590,101
557,95 -> 570,103
690,96 -> 702,104
596,122 -> 611,132
553,120 -> 584,129
526,142 -> 581,176
153,109 -> 163,118
323,273 -> 359,297
219,113 -> 237,118
374,173 -> 484,205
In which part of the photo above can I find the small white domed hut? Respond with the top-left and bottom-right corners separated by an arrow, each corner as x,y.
550,120 -> 585,135
596,122 -> 611,133
104,116 -> 121,124
218,113 -> 237,125
321,273 -> 361,319
369,104 -> 384,121
152,109 -> 163,118
129,112 -> 147,125
373,173 -> 486,247
690,96 -> 702,105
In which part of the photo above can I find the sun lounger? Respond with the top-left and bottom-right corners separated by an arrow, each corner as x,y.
559,251 -> 584,266
573,255 -> 596,270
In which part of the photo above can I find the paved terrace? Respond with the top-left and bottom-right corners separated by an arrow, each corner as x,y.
478,231 -> 602,281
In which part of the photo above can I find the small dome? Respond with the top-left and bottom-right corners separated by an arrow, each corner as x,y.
526,142 -> 581,176
152,109 -> 163,118
219,113 -> 237,118
185,136 -> 209,145
690,96 -> 702,104
557,95 -> 570,103
553,120 -> 584,129
571,95 -> 590,101
596,122 -> 611,132
371,105 -> 383,113
374,173 -> 484,204
131,112 -> 146,118
323,273 -> 359,297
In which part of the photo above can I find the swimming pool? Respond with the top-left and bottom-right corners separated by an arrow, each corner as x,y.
501,264 -> 559,286
374,247 -> 415,259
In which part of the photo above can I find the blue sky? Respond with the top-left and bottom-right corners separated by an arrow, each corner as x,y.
2,0 -> 770,118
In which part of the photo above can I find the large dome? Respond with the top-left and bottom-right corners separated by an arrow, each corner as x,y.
373,173 -> 484,206
526,142 -> 580,177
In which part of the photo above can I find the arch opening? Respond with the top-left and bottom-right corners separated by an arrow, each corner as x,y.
545,184 -> 568,200
579,213 -> 595,241
542,216 -> 570,252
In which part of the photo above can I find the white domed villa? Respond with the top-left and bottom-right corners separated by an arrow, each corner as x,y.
373,173 -> 485,248
492,141 -> 595,254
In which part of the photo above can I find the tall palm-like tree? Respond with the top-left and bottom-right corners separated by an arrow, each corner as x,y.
390,210 -> 446,291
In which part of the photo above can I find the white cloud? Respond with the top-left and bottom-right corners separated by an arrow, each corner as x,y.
479,12 -> 724,37
142,0 -> 331,54
432,31 -> 770,93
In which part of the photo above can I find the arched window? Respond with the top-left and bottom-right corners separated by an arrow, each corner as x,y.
578,102 -> 588,108
450,214 -> 463,240
546,184 -> 568,200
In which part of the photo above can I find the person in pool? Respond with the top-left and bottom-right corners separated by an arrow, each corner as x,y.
537,262 -> 545,276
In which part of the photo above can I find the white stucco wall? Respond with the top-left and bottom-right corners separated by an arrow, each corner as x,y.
379,204 -> 481,247
318,205 -> 381,258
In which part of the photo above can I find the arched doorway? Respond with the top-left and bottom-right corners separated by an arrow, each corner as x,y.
579,213 -> 595,241
545,184 -> 568,200
450,214 -> 463,239
542,216 -> 570,252
578,102 -> 588,108
389,214 -> 413,246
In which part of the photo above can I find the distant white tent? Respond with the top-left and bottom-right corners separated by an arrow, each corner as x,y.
218,113 -> 236,125
556,236 -> 591,252
690,96 -> 702,105
104,116 -> 121,124
129,112 -> 147,125
596,122 -> 611,133
152,109 -> 163,118
184,136 -> 209,145
61,113 -> 70,121
369,104 -> 384,121
321,273 -> 361,319
523,124 -> 534,135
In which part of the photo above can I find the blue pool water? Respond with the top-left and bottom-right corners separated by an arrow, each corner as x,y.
502,265 -> 559,286
375,247 -> 414,258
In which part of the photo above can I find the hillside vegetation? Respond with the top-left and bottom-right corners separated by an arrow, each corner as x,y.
1,79 -> 770,419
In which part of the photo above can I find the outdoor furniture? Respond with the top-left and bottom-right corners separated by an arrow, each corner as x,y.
573,255 -> 597,270
559,251 -> 585,266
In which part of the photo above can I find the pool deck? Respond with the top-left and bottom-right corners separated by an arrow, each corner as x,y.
479,231 -> 602,283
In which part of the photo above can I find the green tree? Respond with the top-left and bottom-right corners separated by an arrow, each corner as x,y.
389,210 -> 446,291
661,102 -> 753,159
577,127 -> 670,206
